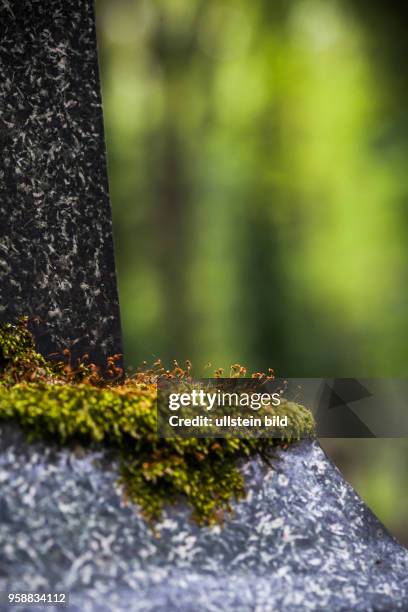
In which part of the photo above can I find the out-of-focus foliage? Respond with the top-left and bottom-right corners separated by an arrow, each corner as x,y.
95,0 -> 408,541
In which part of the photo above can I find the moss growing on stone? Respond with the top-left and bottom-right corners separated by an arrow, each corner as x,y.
0,318 -> 315,525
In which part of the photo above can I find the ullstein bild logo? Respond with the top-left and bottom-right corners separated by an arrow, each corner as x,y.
157,378 -> 408,438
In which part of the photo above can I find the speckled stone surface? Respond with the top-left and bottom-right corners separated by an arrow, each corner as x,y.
0,0 -> 122,367
0,425 -> 407,611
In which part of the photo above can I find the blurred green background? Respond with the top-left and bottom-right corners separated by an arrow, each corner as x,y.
95,0 -> 408,543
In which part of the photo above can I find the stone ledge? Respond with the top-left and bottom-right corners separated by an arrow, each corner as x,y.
0,425 -> 407,611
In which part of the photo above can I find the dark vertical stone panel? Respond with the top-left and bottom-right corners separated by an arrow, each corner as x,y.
0,0 -> 123,367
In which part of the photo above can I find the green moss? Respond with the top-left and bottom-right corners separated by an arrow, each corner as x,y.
0,318 -> 315,525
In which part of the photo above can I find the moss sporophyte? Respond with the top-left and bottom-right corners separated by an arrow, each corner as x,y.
0,318 -> 315,526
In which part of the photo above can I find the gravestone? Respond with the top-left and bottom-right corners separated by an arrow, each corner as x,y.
0,3 -> 407,611
0,0 -> 122,367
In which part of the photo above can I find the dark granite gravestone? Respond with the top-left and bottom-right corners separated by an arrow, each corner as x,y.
0,4 -> 407,611
0,0 -> 122,367
0,424 -> 407,611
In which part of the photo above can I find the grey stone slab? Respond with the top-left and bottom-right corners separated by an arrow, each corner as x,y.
0,0 -> 122,367
0,424 -> 407,611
